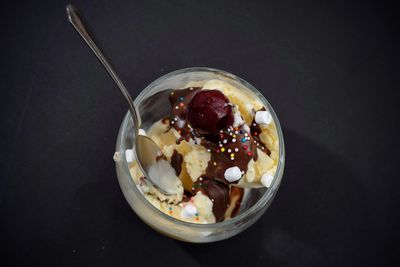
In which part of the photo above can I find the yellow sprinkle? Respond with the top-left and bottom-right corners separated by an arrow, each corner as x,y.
233,134 -> 236,138
230,153 -> 234,157
221,148 -> 225,152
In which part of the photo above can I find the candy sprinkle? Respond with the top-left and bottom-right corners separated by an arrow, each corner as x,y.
230,153 -> 235,157
221,147 -> 225,152
247,151 -> 253,156
243,145 -> 248,150
241,138 -> 246,143
232,138 -> 237,143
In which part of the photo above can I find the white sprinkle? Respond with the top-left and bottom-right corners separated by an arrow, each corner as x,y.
232,138 -> 237,143
199,177 -> 203,181
174,117 -> 178,121
175,106 -> 179,109
219,144 -> 223,147
234,148 -> 239,152
224,166 -> 242,182
220,130 -> 223,133
255,110 -> 272,125
253,123 -> 257,126
223,139 -> 227,144
207,149 -> 211,152
244,133 -> 248,137
177,120 -> 185,128
211,198 -> 214,202
261,174 -> 274,187
235,131 -> 239,134
228,149 -> 232,153
171,121 -> 175,124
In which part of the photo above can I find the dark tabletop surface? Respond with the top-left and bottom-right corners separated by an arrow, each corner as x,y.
1,0 -> 399,266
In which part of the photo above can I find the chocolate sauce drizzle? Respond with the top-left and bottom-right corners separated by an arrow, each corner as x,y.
250,107 -> 271,156
201,125 -> 258,184
168,87 -> 201,141
228,186 -> 244,218
166,87 -> 267,222
192,177 -> 230,222
170,149 -> 183,176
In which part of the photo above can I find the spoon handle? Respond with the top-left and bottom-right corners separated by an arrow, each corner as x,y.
66,4 -> 139,130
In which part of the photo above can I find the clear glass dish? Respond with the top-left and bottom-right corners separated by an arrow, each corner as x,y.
114,67 -> 285,243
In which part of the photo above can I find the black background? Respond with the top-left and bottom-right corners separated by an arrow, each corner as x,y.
1,0 -> 399,266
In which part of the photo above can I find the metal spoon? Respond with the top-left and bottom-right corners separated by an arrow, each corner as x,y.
66,5 -> 181,195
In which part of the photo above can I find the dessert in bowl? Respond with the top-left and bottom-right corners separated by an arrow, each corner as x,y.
114,67 -> 284,242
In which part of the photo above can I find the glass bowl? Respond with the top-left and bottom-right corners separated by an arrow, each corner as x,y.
114,67 -> 285,243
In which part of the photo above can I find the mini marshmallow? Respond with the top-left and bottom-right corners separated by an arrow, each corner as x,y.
233,113 -> 244,127
261,173 -> 274,187
255,110 -> 272,125
113,152 -> 121,162
138,128 -> 147,136
181,203 -> 198,218
125,149 -> 134,163
224,166 -> 242,182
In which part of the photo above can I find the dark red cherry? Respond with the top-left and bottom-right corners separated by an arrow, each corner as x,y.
187,90 -> 233,134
